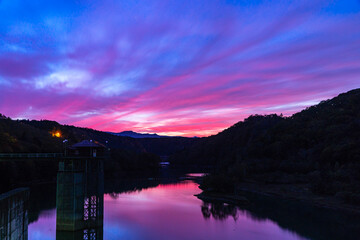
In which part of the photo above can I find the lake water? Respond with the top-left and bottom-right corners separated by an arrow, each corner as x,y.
16,173 -> 359,240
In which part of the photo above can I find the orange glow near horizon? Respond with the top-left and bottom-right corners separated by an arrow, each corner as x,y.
51,130 -> 61,138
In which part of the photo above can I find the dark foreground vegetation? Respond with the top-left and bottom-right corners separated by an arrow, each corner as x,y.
171,88 -> 360,207
0,114 -> 198,192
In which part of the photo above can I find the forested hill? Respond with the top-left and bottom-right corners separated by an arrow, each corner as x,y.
0,115 -> 199,192
0,116 -> 198,156
171,88 -> 360,166
170,88 -> 360,200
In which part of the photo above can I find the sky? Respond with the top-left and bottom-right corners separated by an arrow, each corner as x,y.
0,0 -> 359,137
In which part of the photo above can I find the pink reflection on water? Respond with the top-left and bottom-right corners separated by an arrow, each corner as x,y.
103,181 -> 306,240
28,209 -> 56,240
186,173 -> 206,177
26,181 -> 307,240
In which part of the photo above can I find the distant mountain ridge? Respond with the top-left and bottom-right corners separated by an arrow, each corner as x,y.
0,118 -> 199,156
108,131 -> 171,138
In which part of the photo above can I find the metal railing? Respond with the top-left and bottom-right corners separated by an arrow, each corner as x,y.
0,153 -> 64,159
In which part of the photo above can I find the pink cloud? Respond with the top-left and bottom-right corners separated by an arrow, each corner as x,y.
0,0 -> 359,136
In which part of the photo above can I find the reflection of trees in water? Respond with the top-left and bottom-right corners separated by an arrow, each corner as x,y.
104,177 -> 187,196
108,193 -> 120,200
199,192 -> 360,240
201,202 -> 239,221
28,183 -> 57,223
105,179 -> 161,198
29,177 -> 181,222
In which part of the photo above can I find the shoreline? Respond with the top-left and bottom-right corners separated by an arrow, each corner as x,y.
197,181 -> 360,215
195,192 -> 249,205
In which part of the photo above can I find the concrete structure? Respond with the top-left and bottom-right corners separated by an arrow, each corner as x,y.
0,153 -> 63,162
56,227 -> 103,240
0,188 -> 29,240
56,140 -> 104,239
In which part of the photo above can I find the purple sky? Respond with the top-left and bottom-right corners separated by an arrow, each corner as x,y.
0,0 -> 359,136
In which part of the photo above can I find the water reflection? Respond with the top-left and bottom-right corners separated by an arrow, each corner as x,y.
0,188 -> 29,240
103,181 -> 306,240
198,191 -> 360,240
27,175 -> 360,240
201,202 -> 239,221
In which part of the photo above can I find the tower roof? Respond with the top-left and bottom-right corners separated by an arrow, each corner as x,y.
71,140 -> 105,148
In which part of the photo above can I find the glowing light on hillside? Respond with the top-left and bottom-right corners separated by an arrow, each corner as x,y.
51,130 -> 62,138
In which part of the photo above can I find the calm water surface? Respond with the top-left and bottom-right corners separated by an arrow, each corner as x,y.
28,177 -> 307,240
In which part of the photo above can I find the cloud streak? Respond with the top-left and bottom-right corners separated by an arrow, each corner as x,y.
0,0 -> 359,136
